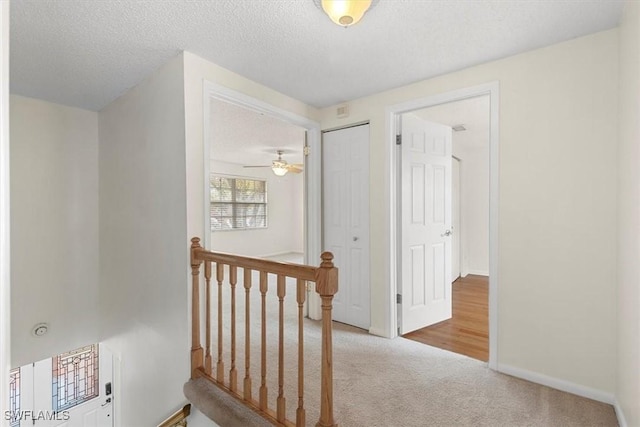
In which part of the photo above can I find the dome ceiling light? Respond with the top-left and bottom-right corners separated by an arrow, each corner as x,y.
313,0 -> 379,27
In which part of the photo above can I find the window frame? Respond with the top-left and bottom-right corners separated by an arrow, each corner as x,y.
210,174 -> 268,232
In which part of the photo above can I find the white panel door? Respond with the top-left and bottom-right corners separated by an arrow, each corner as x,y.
322,124 -> 370,329
400,114 -> 453,334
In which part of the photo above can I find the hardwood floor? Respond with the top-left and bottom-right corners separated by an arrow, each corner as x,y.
402,274 -> 489,362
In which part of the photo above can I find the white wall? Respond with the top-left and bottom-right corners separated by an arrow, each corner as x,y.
209,160 -> 304,257
98,54 -> 188,426
320,29 -> 618,396
617,2 -> 640,426
452,129 -> 489,277
1,0 -> 10,418
10,95 -> 99,367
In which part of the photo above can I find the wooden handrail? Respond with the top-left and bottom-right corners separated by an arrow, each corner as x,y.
189,237 -> 338,427
195,250 -> 317,281
157,403 -> 191,427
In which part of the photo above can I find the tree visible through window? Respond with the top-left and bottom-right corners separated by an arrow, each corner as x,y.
210,175 -> 268,231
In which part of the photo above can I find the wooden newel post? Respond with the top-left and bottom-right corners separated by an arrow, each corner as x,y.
190,237 -> 204,378
315,252 -> 339,427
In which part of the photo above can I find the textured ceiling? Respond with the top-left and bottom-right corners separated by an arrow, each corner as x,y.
414,95 -> 490,150
10,0 -> 624,112
210,98 -> 305,166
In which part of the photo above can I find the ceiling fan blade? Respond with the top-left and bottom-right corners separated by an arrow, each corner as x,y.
243,165 -> 271,168
286,164 -> 304,174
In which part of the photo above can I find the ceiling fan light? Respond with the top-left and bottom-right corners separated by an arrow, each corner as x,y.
272,166 -> 288,176
272,159 -> 289,176
320,0 -> 373,27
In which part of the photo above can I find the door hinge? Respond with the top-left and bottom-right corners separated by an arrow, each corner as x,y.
396,134 -> 402,145
303,145 -> 311,156
396,293 -> 402,304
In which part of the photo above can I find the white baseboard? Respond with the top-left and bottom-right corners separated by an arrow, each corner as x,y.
497,363 -> 615,405
466,270 -> 489,277
368,326 -> 389,338
614,400 -> 628,427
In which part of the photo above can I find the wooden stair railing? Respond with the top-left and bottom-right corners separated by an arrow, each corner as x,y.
189,237 -> 338,427
158,403 -> 191,427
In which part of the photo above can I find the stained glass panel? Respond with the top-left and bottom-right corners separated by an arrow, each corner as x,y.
9,368 -> 19,427
52,344 -> 99,411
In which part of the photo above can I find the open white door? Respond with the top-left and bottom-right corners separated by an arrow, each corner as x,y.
399,114 -> 453,335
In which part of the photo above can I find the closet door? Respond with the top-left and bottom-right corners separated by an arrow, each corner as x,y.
322,124 -> 370,330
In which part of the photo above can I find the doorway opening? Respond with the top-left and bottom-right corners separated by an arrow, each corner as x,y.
207,97 -> 306,262
386,82 -> 499,369
400,96 -> 490,362
202,81 -> 323,319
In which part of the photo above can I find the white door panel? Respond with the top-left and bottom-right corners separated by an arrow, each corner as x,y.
16,344 -> 113,427
323,124 -> 370,330
400,114 -> 453,334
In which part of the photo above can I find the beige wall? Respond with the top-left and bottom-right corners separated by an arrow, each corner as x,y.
11,95 -> 99,367
617,2 -> 640,425
450,119 -> 490,277
98,55 -> 188,425
320,29 -> 618,395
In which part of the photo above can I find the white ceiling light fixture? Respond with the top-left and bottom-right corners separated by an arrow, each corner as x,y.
272,157 -> 289,176
314,0 -> 379,27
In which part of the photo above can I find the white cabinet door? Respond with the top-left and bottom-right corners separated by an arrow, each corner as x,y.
400,114 -> 453,334
322,124 -> 370,330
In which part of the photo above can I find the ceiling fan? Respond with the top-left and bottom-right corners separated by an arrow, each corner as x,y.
243,150 -> 303,176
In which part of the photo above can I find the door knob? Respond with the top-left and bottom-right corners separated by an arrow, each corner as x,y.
353,236 -> 359,241
441,229 -> 452,237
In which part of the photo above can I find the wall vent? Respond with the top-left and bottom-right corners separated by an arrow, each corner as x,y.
336,104 -> 349,119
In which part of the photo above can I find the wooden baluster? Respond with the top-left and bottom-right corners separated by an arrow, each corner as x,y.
204,261 -> 212,375
296,279 -> 307,427
277,275 -> 286,422
216,263 -> 225,383
315,252 -> 338,427
259,271 -> 268,410
229,265 -> 238,392
243,268 -> 252,401
190,238 -> 204,378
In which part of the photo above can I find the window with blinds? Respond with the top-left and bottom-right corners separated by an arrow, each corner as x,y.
210,175 -> 268,231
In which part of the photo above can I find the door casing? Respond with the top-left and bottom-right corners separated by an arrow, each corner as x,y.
202,81 -> 323,320
385,82 -> 500,370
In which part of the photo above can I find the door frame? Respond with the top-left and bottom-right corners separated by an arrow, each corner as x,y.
202,81 -> 323,319
384,82 -> 499,370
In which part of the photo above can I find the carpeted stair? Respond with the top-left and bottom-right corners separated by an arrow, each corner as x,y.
184,378 -> 273,427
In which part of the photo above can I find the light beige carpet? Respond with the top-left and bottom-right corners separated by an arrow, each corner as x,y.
190,266 -> 618,427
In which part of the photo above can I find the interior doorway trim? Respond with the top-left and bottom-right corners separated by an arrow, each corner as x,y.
202,80 -> 323,320
384,82 -> 500,370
